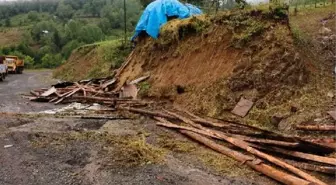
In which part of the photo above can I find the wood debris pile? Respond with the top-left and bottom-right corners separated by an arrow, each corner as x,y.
27,72 -> 335,185
28,76 -> 150,107
118,107 -> 336,185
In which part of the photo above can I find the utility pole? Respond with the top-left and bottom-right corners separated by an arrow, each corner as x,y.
124,0 -> 127,47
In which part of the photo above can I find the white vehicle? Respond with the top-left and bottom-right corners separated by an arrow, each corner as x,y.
0,64 -> 6,81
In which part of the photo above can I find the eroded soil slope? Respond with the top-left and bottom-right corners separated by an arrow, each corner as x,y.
119,8 -> 328,130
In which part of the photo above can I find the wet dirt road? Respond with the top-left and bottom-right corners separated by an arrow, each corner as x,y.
0,70 -> 59,112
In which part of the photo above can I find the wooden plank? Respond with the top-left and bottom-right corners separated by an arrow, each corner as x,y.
295,124 -> 336,131
129,75 -> 150,85
233,135 -> 300,148
250,143 -> 336,166
101,78 -> 116,89
30,90 -> 39,97
156,118 -> 327,185
41,87 -> 57,97
180,130 -> 312,185
231,97 -> 254,117
283,159 -> 336,175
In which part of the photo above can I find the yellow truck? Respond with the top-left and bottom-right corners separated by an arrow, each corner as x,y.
4,55 -> 24,74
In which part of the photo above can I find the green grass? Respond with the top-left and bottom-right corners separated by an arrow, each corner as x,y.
7,12 -> 52,27
53,39 -> 131,81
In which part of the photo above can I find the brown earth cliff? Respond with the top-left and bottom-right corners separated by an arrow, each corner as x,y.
117,9 -> 323,130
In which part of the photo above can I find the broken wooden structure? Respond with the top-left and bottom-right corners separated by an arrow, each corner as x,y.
28,76 -> 151,107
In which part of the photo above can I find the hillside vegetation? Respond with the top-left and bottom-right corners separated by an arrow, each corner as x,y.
0,0 -> 144,68
0,0 -> 209,69
53,40 -> 130,81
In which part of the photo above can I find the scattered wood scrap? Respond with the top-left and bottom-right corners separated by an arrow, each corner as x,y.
117,107 -> 335,185
26,69 -> 335,185
182,131 -> 312,185
27,77 -> 150,107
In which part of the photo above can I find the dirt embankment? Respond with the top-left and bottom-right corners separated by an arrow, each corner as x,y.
54,7 -> 335,130
118,8 -> 335,130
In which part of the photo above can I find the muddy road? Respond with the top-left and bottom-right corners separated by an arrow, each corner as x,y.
0,70 -> 59,112
0,71 -> 272,185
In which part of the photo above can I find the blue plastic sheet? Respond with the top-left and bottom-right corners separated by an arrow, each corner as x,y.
132,0 -> 202,40
185,3 -> 202,15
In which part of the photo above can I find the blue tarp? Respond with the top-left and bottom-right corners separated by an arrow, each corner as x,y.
185,3 -> 202,15
132,0 -> 202,40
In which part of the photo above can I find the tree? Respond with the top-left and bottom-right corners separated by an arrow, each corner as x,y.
27,11 -> 39,21
100,0 -> 142,30
5,18 -> 10,27
41,53 -> 63,68
31,21 -> 58,41
62,40 -> 82,59
186,0 -> 204,5
17,43 -> 35,57
98,18 -> 111,34
56,1 -> 75,19
64,20 -> 83,41
140,0 -> 153,7
2,47 -> 11,55
53,30 -> 62,49
64,0 -> 85,10
83,0 -> 106,17
79,24 -> 104,44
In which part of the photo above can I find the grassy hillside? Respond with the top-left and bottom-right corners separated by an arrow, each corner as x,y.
53,40 -> 130,81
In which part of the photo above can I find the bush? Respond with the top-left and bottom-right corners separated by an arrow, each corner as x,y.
79,24 -> 104,44
98,40 -> 131,69
24,56 -> 35,69
41,53 -> 63,68
27,11 -> 39,21
5,18 -> 10,27
62,40 -> 82,59
98,18 -> 111,34
2,47 -> 11,55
